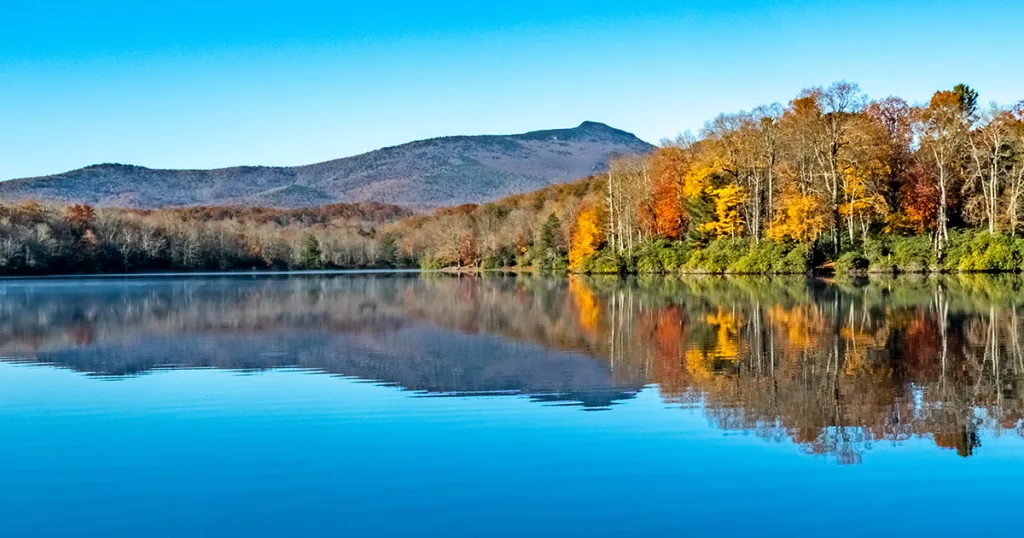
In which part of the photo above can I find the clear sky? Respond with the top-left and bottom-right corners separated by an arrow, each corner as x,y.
2,0 -> 1022,180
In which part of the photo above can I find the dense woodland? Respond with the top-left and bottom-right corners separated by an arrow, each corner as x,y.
0,202 -> 411,275
2,81 -> 1024,276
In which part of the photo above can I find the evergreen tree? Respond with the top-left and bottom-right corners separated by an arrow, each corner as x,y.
538,213 -> 564,272
377,233 -> 398,267
298,234 -> 323,269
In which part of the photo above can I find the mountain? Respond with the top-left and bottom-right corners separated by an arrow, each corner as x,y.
0,121 -> 654,209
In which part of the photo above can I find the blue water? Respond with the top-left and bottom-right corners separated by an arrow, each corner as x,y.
1,275 -> 1023,537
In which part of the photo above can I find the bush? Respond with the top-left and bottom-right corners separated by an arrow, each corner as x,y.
683,238 -> 748,273
729,241 -> 788,274
419,257 -> 452,270
480,257 -> 503,270
777,243 -> 813,274
944,230 -> 980,271
859,237 -> 894,272
890,236 -> 934,272
659,243 -> 690,271
635,240 -> 688,273
636,251 -> 663,273
676,239 -> 812,274
579,251 -> 622,274
548,256 -> 570,274
835,251 -> 869,273
983,241 -> 1019,271
950,232 -> 1021,272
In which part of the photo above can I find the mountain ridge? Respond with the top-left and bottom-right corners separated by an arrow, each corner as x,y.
0,121 -> 653,209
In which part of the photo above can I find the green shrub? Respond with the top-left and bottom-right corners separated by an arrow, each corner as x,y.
636,251 -> 663,273
890,236 -> 934,272
659,243 -> 689,271
862,237 -> 887,263
943,231 -> 1020,272
682,238 -> 748,273
953,233 -> 1020,272
835,251 -> 869,273
480,257 -> 503,270
729,241 -> 788,274
419,257 -> 452,270
944,230 -> 980,271
577,250 -> 621,274
982,241 -> 1019,271
548,256 -> 570,274
634,240 -> 689,273
1014,238 -> 1024,270
776,243 -> 812,274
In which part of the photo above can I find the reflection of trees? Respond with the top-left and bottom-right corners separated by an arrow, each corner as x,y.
587,275 -> 1024,463
2,274 -> 1023,461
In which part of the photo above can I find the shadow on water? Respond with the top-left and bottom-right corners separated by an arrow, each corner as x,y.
2,272 -> 1024,460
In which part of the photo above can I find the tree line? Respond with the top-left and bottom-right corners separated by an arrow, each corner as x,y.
2,80 -> 1023,276
398,81 -> 1024,274
571,82 -> 1024,273
0,201 -> 411,275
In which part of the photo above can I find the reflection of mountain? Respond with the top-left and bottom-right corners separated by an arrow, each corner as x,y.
2,273 -> 1024,460
0,276 -> 641,408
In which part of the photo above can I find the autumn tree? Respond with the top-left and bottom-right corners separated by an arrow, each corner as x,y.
703,113 -> 761,241
753,104 -> 784,238
779,82 -> 865,250
864,97 -> 914,219
841,110 -> 893,240
64,204 -> 96,233
916,87 -> 975,253
702,183 -> 746,238
965,104 -> 1017,233
1008,103 -> 1024,233
647,147 -> 688,239
569,206 -> 603,270
606,155 -> 652,254
768,188 -> 828,242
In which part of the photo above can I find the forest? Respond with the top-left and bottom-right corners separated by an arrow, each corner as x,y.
2,81 -> 1024,276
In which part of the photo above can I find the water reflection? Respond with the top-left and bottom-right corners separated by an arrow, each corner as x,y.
2,273 -> 1024,462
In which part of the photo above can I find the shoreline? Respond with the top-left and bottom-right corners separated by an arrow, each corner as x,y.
4,267 -> 1020,280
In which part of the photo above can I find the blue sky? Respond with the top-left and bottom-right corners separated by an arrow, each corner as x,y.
2,0 -> 1022,180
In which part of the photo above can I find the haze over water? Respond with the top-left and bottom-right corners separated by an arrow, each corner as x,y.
2,274 -> 1023,536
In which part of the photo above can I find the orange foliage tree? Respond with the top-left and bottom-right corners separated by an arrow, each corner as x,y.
648,147 -> 688,238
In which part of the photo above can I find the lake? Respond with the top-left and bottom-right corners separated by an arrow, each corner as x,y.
1,273 -> 1023,537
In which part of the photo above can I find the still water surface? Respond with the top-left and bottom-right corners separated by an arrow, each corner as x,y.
2,274 -> 1023,536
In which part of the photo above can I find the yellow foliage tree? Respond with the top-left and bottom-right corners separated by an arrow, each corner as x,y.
682,160 -> 720,199
767,189 -> 828,242
568,277 -> 600,334
701,183 -> 746,238
569,206 -> 603,270
839,167 -> 889,232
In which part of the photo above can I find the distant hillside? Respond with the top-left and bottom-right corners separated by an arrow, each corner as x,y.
0,121 -> 654,209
